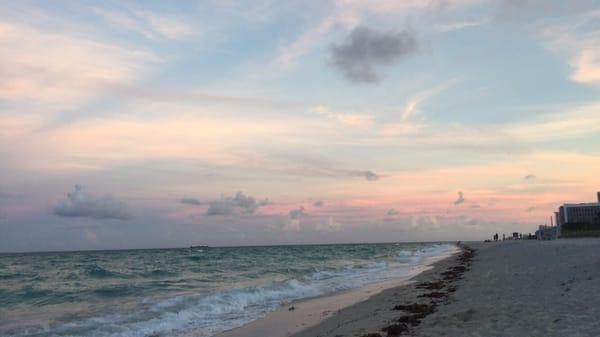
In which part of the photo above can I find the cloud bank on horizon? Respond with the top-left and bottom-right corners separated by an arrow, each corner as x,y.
0,0 -> 599,252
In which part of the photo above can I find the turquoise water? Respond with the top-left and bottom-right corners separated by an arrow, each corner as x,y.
0,243 -> 456,337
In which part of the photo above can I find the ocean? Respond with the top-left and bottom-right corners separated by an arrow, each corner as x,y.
0,242 -> 457,337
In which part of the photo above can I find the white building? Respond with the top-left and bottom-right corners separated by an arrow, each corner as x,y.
556,192 -> 600,227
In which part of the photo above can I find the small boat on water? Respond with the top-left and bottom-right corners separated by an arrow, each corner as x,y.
189,245 -> 209,250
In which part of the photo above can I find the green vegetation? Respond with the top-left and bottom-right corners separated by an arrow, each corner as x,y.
561,222 -> 600,238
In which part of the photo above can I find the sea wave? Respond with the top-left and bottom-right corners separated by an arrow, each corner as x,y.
85,264 -> 127,279
1,243 -> 457,337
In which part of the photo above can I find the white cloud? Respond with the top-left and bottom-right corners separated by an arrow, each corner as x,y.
94,7 -> 195,41
275,206 -> 308,232
316,216 -> 342,232
540,11 -> 600,86
377,101 -> 600,153
276,7 -> 358,68
335,113 -> 375,126
277,216 -> 302,232
336,0 -> 481,14
433,19 -> 487,33
0,22 -> 158,104
311,104 -> 374,127
410,214 -> 440,230
401,78 -> 461,121
54,185 -> 131,220
507,103 -> 600,142
569,49 -> 600,85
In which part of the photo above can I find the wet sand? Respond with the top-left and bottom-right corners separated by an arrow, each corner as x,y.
222,239 -> 600,337
218,247 -> 461,337
289,245 -> 472,337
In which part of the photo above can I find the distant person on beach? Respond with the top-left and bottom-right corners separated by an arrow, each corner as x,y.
494,233 -> 498,241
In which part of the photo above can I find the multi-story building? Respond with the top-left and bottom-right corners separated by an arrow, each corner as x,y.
556,192 -> 600,227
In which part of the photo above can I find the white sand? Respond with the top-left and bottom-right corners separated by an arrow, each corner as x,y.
415,239 -> 600,337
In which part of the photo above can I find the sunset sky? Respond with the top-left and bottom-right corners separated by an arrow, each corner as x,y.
1,0 -> 599,252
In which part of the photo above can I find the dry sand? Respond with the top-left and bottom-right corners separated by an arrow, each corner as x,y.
221,239 -> 600,337
413,239 -> 600,337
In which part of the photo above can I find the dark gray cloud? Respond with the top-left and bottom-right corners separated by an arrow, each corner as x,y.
525,206 -> 536,212
330,26 -> 418,84
180,197 -> 202,206
313,200 -> 324,207
350,170 -> 380,181
54,185 -> 131,220
524,174 -> 536,180
454,191 -> 465,205
205,192 -> 269,216
387,208 -> 399,216
289,206 -> 306,219
383,208 -> 400,222
471,204 -> 481,208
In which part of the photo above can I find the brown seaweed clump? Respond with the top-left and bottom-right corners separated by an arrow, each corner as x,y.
418,291 -> 447,299
383,246 -> 476,336
396,314 -> 422,326
392,303 -> 435,314
381,323 -> 408,336
415,280 -> 445,290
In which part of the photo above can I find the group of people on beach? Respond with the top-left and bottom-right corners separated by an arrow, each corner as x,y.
489,232 -> 535,242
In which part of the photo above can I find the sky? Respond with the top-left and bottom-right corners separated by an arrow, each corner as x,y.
1,0 -> 599,252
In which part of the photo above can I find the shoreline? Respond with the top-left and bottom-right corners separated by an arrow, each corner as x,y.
287,239 -> 600,337
218,245 -> 462,337
290,244 -> 473,337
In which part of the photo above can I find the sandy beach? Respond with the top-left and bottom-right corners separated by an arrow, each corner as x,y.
413,239 -> 600,337
223,239 -> 600,337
